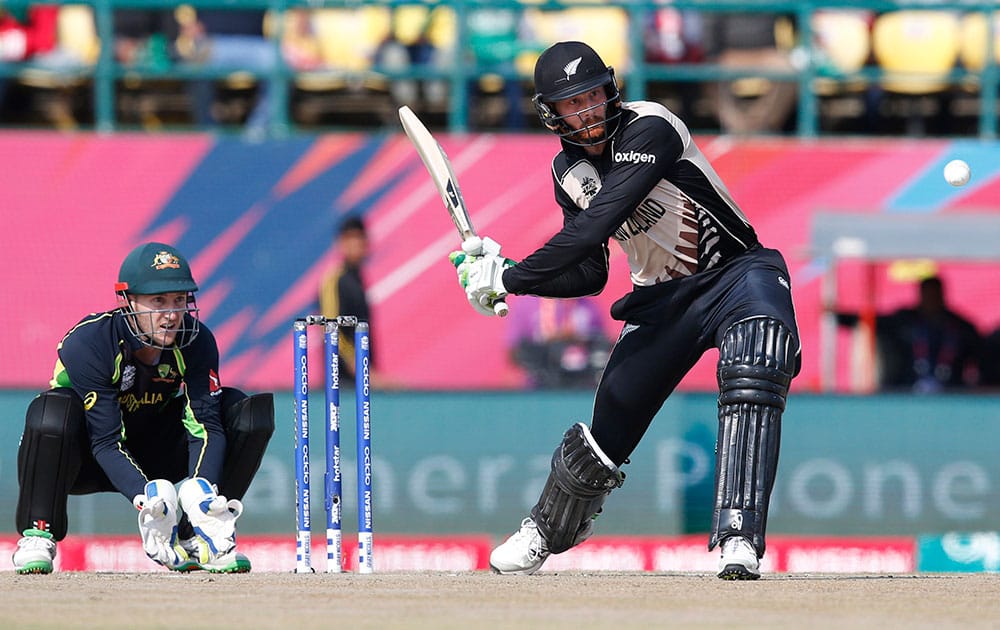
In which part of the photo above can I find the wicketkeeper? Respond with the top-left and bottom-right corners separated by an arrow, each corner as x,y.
12,242 -> 274,574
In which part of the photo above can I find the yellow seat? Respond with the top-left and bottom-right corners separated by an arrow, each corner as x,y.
871,10 -> 960,94
16,5 -> 100,129
959,12 -> 1000,72
813,10 -> 872,75
294,7 -> 392,93
18,4 -> 99,86
522,7 -> 629,74
811,10 -> 872,97
312,7 -> 391,74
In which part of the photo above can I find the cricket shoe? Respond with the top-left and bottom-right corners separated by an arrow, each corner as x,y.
13,528 -> 56,575
177,536 -> 251,573
717,536 -> 760,580
489,517 -> 550,575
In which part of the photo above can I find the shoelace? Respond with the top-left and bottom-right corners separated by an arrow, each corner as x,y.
18,536 -> 54,552
511,518 -> 547,558
722,537 -> 755,558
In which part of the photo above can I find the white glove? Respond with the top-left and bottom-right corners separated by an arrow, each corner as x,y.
178,477 -> 243,561
450,238 -> 515,317
465,254 -> 511,310
461,235 -> 502,257
135,479 -> 189,569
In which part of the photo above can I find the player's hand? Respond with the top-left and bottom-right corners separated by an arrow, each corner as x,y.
178,477 -> 243,562
461,235 -> 503,257
449,250 -> 477,290
465,255 -> 515,316
136,479 -> 189,569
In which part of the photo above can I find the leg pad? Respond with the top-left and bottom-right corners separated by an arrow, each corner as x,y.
16,389 -> 87,540
531,423 -> 624,554
710,318 -> 796,557
218,390 -> 274,501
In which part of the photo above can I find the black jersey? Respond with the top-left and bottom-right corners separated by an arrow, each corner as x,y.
502,100 -> 759,297
49,309 -> 226,500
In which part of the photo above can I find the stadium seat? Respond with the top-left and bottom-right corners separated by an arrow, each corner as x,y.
872,10 -> 960,95
523,6 -> 630,74
292,7 -> 396,127
16,5 -> 100,129
958,12 -> 1000,72
812,10 -> 872,80
810,9 -> 873,127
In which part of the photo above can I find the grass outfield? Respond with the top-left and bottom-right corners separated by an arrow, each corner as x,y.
2,571 -> 998,628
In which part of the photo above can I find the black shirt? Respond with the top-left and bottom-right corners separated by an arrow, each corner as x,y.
50,309 -> 226,499
502,100 -> 758,298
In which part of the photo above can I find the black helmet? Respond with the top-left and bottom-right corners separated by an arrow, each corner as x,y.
115,242 -> 200,349
532,41 -> 622,146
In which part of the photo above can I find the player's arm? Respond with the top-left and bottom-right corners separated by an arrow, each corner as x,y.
504,117 -> 683,294
180,322 -> 227,485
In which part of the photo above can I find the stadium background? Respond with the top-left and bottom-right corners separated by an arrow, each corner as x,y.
1,1 -> 999,573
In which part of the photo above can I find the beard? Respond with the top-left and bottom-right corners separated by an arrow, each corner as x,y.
572,119 -> 607,144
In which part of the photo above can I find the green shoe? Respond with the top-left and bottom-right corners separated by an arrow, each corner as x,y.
13,528 -> 56,575
202,552 -> 251,574
169,559 -> 204,573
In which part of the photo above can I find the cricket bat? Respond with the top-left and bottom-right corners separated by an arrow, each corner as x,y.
398,105 -> 508,317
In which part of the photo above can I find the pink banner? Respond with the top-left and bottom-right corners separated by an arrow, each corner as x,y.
0,534 -> 913,573
3,132 -> 999,392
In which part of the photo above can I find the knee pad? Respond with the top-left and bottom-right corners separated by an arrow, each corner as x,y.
17,389 -> 87,540
711,318 -> 796,556
531,423 -> 624,555
219,392 -> 274,500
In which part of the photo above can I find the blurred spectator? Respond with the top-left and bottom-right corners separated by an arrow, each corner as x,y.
466,6 -> 533,129
113,9 -> 176,128
319,217 -> 374,384
644,6 -> 704,65
1,4 -> 57,116
700,11 -> 797,134
506,295 -> 612,389
114,9 -> 173,71
0,4 -> 56,66
281,9 -> 323,73
644,6 -> 704,123
174,7 -> 279,137
980,326 -> 1000,389
836,276 -> 982,393
1,4 -> 93,128
374,6 -> 442,110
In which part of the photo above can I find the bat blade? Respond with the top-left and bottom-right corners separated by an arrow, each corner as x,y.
398,106 -> 508,317
398,105 -> 476,241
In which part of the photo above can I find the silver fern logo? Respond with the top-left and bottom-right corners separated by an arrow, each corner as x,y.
563,57 -> 582,81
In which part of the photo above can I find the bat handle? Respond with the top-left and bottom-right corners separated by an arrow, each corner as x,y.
493,300 -> 509,317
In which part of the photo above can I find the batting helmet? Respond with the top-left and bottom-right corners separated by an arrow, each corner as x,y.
532,41 -> 622,146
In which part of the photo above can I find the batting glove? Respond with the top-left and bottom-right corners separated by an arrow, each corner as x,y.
465,254 -> 514,314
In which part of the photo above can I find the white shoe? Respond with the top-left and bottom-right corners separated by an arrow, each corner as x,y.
717,536 -> 760,580
490,517 -> 550,575
13,529 -> 57,575
177,536 -> 251,573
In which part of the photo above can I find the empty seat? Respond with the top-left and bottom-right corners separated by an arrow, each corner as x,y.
872,10 -> 960,94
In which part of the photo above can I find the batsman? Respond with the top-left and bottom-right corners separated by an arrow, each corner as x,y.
12,242 -> 274,574
452,41 -> 801,579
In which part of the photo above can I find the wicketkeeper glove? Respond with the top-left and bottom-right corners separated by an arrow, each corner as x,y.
177,477 -> 243,562
135,479 -> 190,569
